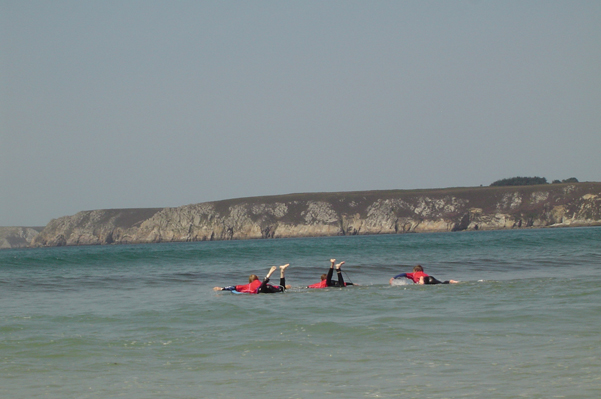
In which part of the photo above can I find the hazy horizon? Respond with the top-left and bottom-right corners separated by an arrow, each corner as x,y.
2,1 -> 600,226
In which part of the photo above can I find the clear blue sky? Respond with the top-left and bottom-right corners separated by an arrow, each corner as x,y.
2,1 -> 600,226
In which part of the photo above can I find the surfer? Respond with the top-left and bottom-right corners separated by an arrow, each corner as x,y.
389,265 -> 458,285
213,264 -> 291,294
308,259 -> 353,288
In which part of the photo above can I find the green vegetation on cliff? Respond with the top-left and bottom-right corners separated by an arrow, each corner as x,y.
491,176 -> 549,186
491,176 -> 580,187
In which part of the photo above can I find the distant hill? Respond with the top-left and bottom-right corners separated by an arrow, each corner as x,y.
13,182 -> 598,249
0,226 -> 45,249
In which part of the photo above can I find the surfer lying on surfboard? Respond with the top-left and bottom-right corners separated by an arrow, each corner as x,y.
389,265 -> 458,285
308,259 -> 353,288
213,264 -> 291,294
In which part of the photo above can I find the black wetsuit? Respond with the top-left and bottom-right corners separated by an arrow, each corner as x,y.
326,267 -> 353,287
423,276 -> 451,285
258,277 -> 286,293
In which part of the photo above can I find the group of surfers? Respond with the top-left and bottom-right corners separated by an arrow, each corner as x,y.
213,259 -> 458,294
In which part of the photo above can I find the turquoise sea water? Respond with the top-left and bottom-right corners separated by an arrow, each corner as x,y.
1,227 -> 601,398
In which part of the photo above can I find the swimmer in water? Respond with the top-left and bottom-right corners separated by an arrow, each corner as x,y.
308,259 -> 353,288
213,264 -> 291,293
389,265 -> 458,285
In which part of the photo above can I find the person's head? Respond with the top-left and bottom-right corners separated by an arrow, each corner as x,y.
320,273 -> 327,281
249,274 -> 259,283
413,265 -> 424,273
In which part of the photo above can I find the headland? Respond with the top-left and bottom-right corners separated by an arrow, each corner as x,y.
3,182 -> 601,249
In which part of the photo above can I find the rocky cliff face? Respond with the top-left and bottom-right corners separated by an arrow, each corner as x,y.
0,227 -> 44,249
28,183 -> 601,248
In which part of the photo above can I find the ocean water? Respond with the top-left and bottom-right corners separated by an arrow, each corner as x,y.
1,227 -> 600,398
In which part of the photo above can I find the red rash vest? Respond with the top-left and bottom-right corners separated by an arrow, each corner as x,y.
235,279 -> 262,294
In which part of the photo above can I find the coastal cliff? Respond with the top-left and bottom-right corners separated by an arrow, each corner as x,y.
28,183 -> 601,248
0,227 -> 45,249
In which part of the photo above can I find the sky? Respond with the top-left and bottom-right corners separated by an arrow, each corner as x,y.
2,1 -> 600,226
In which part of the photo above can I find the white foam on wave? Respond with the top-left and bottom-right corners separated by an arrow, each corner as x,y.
390,279 -> 411,286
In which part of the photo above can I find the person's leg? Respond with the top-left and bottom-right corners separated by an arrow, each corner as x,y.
326,259 -> 335,286
424,276 -> 445,285
265,266 -> 277,280
427,276 -> 459,284
258,266 -> 278,293
259,283 -> 280,293
335,261 -> 346,287
260,265 -> 291,293
279,264 -> 290,291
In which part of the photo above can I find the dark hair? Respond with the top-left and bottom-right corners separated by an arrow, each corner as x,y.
413,265 -> 424,272
320,273 -> 327,281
